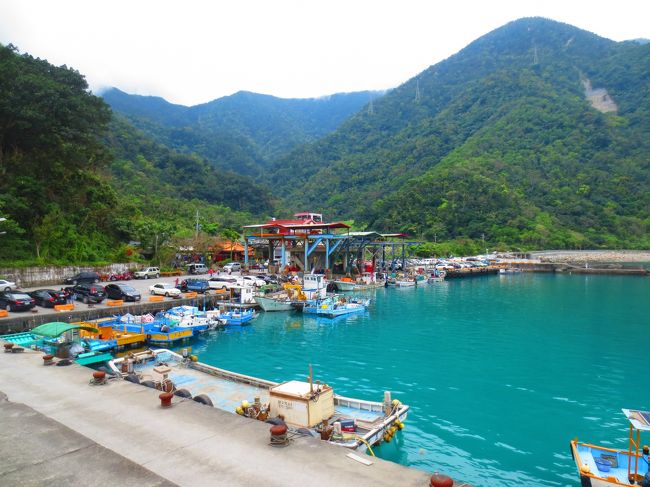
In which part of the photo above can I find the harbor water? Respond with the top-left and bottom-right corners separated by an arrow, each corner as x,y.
180,273 -> 650,486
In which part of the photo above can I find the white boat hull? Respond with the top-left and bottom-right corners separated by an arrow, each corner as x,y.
254,296 -> 294,312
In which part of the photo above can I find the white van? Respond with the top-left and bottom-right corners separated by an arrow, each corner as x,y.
187,263 -> 209,275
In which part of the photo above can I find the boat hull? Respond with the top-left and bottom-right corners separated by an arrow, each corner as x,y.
570,440 -> 648,486
254,296 -> 294,312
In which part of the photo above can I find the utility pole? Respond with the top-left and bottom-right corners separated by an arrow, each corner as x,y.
195,209 -> 199,239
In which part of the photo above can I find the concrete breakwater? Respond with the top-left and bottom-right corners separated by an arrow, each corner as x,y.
0,346 -> 464,487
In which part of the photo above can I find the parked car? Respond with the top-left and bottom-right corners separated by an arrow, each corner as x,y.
239,275 -> 266,287
134,267 -> 160,279
0,291 -> 36,311
149,282 -> 181,298
222,262 -> 241,273
63,271 -> 100,285
0,279 -> 17,292
104,283 -> 141,302
208,276 -> 239,290
187,263 -> 209,275
71,283 -> 106,304
179,278 -> 210,293
29,289 -> 67,308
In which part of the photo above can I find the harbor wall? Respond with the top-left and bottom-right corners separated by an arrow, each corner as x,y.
0,263 -> 140,288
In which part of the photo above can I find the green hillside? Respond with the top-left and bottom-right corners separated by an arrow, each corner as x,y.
0,44 -> 270,263
102,88 -> 378,177
271,18 -> 650,249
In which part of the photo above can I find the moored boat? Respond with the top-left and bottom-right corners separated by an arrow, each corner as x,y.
570,409 -> 650,486
303,295 -> 370,318
108,348 -> 409,452
253,295 -> 295,312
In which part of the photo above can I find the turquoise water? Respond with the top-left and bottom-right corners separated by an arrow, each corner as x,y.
181,274 -> 650,486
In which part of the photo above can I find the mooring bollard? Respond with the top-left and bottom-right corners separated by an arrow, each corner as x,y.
159,391 -> 174,408
429,472 -> 454,487
91,370 -> 107,385
4,343 -> 14,352
269,423 -> 289,447
42,354 -> 54,366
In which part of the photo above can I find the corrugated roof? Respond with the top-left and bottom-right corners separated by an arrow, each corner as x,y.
31,322 -> 99,338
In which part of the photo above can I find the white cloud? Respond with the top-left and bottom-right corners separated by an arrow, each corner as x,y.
0,0 -> 646,106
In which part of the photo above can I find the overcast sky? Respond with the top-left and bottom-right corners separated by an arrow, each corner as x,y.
1,0 -> 647,106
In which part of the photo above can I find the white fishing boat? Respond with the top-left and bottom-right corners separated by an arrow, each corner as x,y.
570,409 -> 650,486
395,279 -> 416,287
109,349 -> 409,453
303,295 -> 370,318
253,295 -> 295,312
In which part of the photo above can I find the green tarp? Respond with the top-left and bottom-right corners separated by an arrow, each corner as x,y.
30,322 -> 99,338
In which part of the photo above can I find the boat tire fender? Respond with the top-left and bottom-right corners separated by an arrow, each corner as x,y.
579,475 -> 592,487
174,388 -> 192,399
141,380 -> 156,389
125,374 -> 140,384
193,394 -> 213,406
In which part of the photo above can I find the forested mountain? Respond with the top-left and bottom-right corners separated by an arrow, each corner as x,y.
271,17 -> 650,249
0,43 -> 269,263
102,88 -> 378,177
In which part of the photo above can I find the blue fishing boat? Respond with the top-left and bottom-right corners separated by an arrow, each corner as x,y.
303,295 -> 370,318
570,409 -> 650,486
211,308 -> 256,326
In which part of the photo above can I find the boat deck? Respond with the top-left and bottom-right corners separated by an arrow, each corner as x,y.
575,444 -> 649,483
137,360 -> 270,413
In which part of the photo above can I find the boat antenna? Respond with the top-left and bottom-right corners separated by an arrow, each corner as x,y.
309,364 -> 313,394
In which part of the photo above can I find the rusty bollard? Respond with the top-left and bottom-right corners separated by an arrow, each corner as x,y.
42,354 -> 54,366
159,391 -> 174,408
429,472 -> 454,487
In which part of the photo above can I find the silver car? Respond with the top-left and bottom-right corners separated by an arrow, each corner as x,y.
0,279 -> 17,292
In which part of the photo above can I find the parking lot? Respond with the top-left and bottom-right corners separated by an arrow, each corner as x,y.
0,271 -> 247,320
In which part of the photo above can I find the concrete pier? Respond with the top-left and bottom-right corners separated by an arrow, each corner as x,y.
0,346 -> 463,487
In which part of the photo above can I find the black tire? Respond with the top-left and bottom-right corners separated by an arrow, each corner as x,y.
5,304 -> 11,312
94,279 -> 99,284
141,380 -> 156,389
83,296 -> 89,304
125,374 -> 140,384
165,292 -> 170,297
144,275 -> 149,279
4,287 -> 10,292
193,394 -> 213,406
155,274 -> 160,279
174,388 -> 192,398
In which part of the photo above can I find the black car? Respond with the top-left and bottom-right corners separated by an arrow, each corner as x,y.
29,289 -> 67,308
70,283 -> 106,304
0,291 -> 36,311
63,271 -> 100,285
104,283 -> 141,302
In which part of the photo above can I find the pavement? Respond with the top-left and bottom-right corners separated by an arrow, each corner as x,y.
0,346 -> 439,487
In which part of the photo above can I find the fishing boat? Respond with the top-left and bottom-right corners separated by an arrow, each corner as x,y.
1,322 -> 115,366
570,409 -> 650,486
332,277 -> 357,291
108,349 -> 409,453
303,295 -> 370,318
208,307 -> 256,326
395,278 -> 416,287
427,270 -> 446,283
254,295 -> 295,312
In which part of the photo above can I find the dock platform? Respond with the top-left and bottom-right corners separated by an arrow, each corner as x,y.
0,345 -> 468,487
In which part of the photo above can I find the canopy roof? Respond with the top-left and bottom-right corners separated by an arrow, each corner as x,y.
31,322 -> 99,338
623,409 -> 650,431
